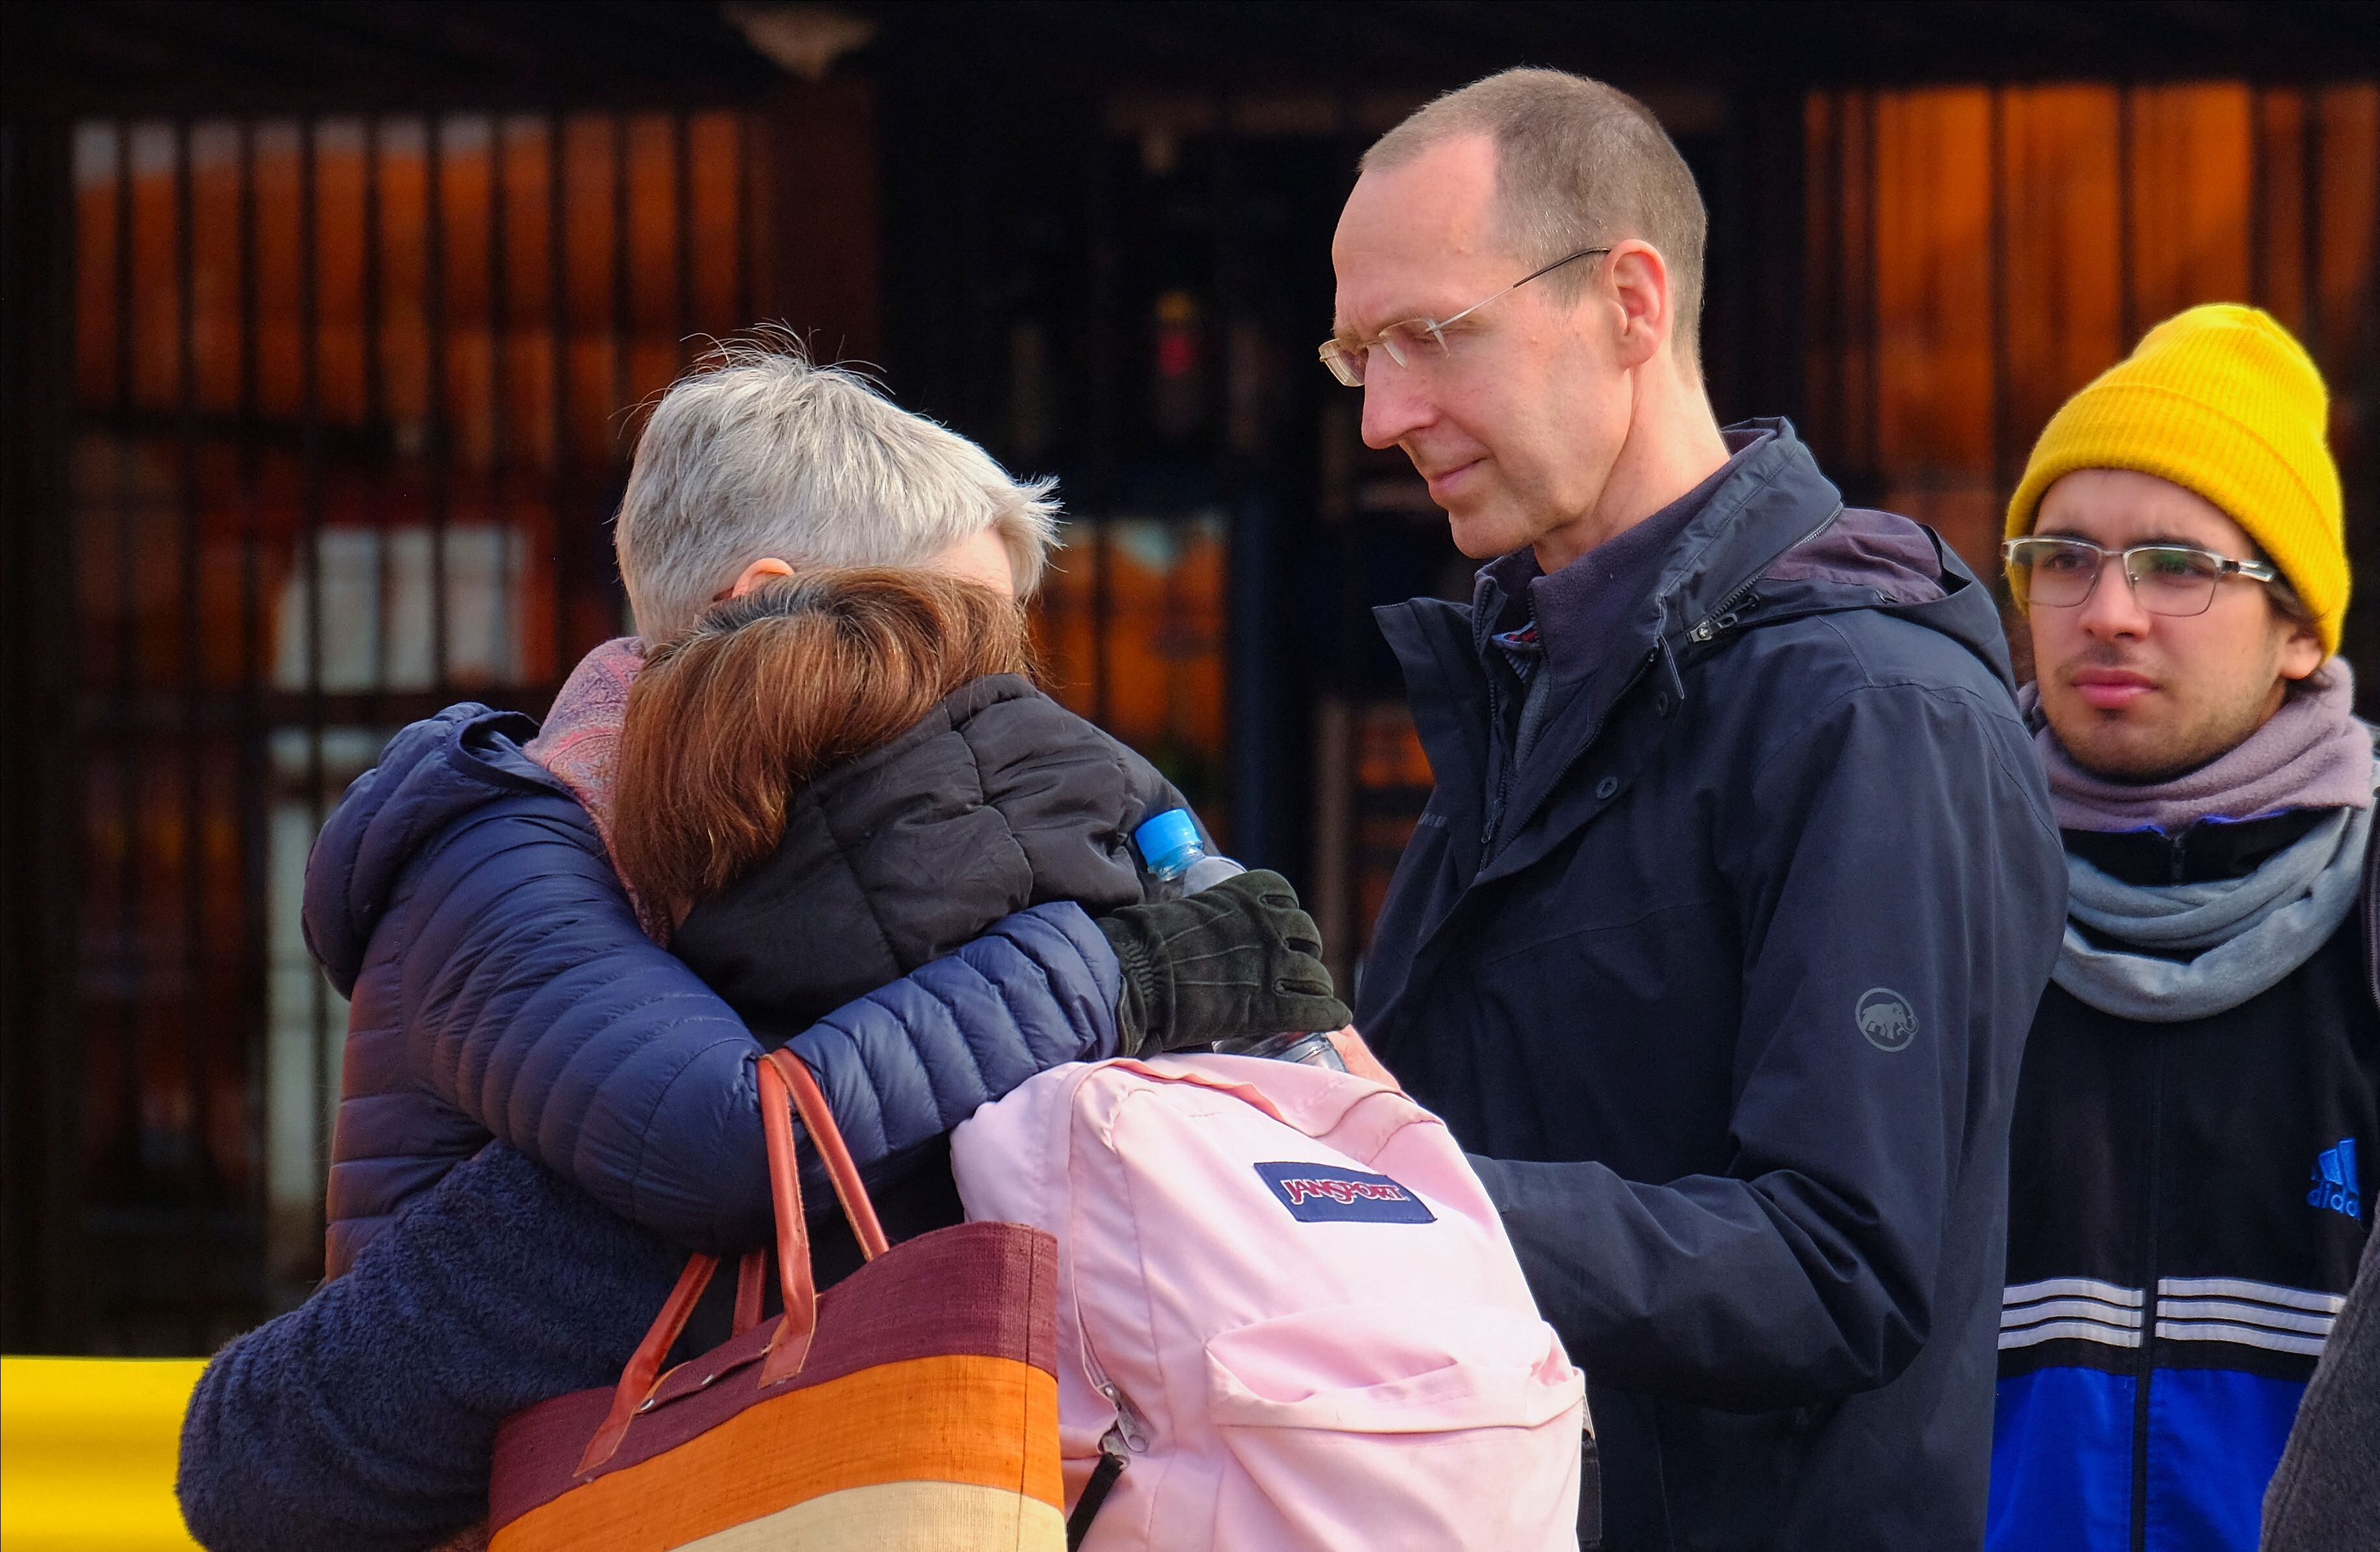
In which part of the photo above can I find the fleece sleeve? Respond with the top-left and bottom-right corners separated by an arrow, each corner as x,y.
375,792 -> 1123,1253
177,1145 -> 682,1552
1468,674 -> 2064,1410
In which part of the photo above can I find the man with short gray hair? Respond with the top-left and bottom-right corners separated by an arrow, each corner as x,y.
1335,70 -> 2066,1548
527,347 -> 1061,921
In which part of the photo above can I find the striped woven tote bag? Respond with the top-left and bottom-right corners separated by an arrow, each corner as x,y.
485,1047 -> 1067,1551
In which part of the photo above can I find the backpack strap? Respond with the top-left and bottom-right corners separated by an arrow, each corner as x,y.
1066,1433 -> 1130,1550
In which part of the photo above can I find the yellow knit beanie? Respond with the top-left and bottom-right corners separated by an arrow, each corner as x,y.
2005,303 -> 2347,655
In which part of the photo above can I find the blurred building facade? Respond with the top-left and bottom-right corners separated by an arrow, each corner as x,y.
4,1 -> 2374,1351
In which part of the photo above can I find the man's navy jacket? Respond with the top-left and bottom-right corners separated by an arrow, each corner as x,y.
1357,424 -> 2067,1551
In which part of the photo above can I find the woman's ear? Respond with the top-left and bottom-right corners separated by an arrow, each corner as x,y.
727,557 -> 796,600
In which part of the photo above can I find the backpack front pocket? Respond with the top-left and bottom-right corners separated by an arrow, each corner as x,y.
1200,1303 -> 1583,1551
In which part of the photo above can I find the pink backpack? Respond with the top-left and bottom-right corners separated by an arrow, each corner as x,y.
950,1054 -> 1587,1551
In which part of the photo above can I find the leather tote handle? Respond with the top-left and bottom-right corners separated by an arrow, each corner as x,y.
576,1252 -> 736,1475
732,1249 -> 767,1336
763,1047 -> 890,1260
575,1048 -> 893,1475
754,1047 -> 891,1380
752,1052 -> 822,1386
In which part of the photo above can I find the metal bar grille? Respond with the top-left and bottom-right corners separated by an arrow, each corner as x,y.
51,108 -> 760,1350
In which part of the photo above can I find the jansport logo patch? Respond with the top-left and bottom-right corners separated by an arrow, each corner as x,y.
2310,1138 -> 2362,1221
1255,1162 -> 1437,1224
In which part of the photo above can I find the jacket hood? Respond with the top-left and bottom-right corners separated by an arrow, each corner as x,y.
1659,421 -> 2008,689
303,705 -> 568,996
1751,502 -> 2011,692
671,673 -> 1175,1041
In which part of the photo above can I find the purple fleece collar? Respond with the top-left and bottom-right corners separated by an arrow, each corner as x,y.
2023,659 -> 2374,834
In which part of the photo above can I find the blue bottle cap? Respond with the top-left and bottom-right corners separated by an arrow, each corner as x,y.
1133,809 -> 1204,882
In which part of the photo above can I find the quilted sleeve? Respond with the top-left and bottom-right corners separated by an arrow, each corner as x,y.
782,900 -> 1125,1182
374,792 -> 778,1253
380,793 -> 1123,1251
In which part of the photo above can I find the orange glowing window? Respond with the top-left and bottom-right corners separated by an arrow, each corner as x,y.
1805,82 -> 2377,580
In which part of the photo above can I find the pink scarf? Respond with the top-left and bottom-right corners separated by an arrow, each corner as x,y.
525,637 -> 665,940
2026,660 -> 2375,834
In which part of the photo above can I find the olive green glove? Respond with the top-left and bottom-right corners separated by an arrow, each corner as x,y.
1096,869 -> 1351,1055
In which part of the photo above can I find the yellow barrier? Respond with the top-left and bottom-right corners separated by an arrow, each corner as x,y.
0,1357 -> 207,1551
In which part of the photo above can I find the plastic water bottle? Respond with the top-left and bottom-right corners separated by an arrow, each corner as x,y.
1133,808 -> 1248,894
1131,810 -> 1348,1072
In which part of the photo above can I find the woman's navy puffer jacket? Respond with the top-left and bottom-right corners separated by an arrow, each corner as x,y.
307,688 -> 1140,1271
183,678 -> 1160,1552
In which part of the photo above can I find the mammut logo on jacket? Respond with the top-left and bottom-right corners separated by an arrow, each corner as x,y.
1856,988 -> 1917,1051
2309,1139 -> 2361,1220
1255,1162 -> 1437,1224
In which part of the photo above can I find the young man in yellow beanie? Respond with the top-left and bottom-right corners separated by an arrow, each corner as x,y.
1989,303 -> 2377,1552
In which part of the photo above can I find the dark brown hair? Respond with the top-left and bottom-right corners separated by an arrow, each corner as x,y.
612,568 -> 1036,925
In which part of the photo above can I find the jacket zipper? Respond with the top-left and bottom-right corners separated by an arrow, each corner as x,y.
2130,1037 -> 2165,1552
1480,666 -> 1516,850
1686,579 -> 1761,643
1682,500 -> 1841,645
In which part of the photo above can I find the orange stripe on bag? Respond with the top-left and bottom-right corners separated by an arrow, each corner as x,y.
491,1354 -> 1061,1552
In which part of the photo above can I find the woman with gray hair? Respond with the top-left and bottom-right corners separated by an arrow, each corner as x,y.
315,342 -> 1339,1275
178,347 -> 1339,1551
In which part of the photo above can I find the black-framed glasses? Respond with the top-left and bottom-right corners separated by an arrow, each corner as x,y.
1317,247 -> 1611,387
2002,536 -> 2283,618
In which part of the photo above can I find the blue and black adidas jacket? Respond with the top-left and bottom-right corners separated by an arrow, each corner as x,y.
1990,809 -> 2380,1552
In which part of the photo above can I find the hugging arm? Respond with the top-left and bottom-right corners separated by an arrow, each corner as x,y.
341,782 -> 1127,1254
780,872 -> 1347,1181
316,703 -> 1341,1254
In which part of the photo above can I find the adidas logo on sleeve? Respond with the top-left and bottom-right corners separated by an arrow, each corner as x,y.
2309,1138 -> 2361,1220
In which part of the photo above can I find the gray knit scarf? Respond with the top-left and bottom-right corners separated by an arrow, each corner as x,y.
2056,804 -> 2371,1021
2027,662 -> 2377,1021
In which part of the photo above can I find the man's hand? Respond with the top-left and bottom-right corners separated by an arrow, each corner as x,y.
1097,871 -> 1351,1054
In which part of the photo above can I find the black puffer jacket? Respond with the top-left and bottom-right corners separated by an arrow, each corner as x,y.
675,671 -> 1179,1039
669,671 -> 1185,1275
